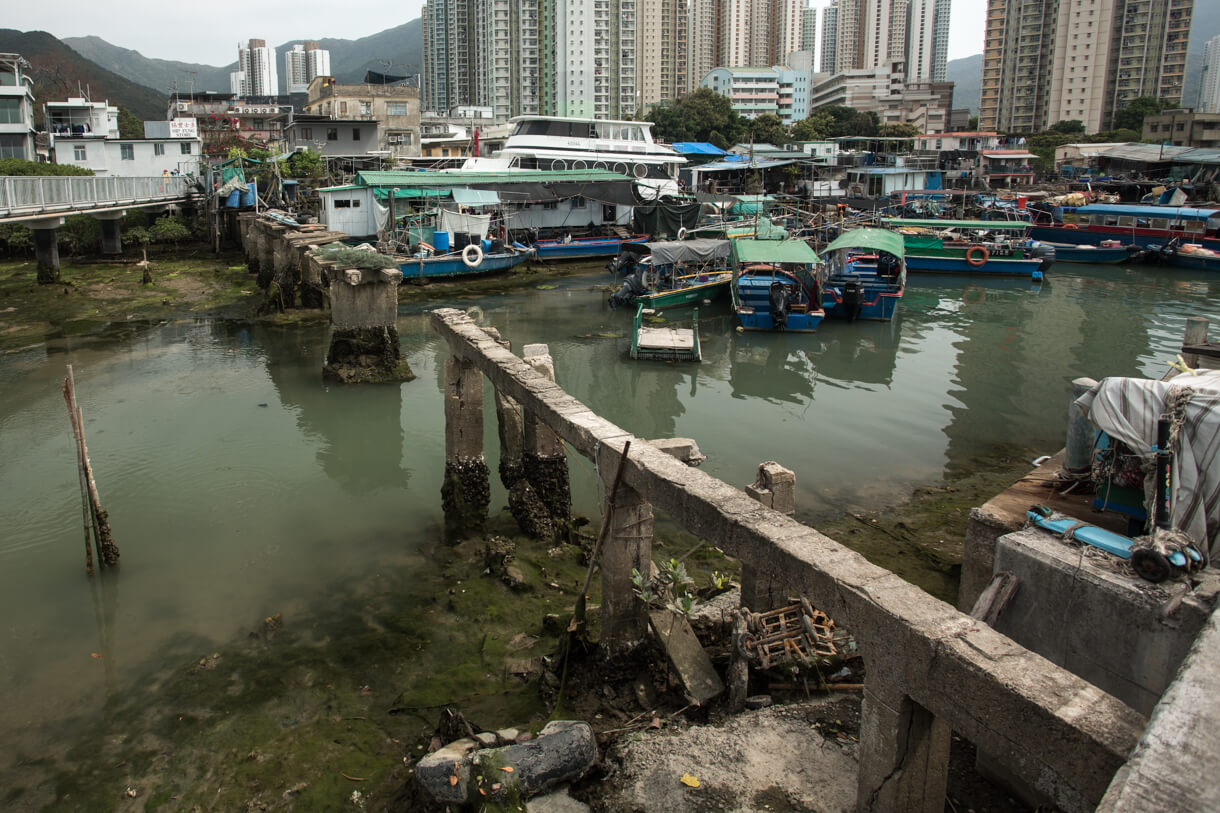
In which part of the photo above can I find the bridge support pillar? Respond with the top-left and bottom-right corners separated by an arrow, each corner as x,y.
857,672 -> 951,813
484,328 -> 525,491
521,344 -> 570,521
441,353 -> 490,538
29,217 -> 64,284
598,470 -> 653,654
740,461 -> 795,612
95,211 -> 126,256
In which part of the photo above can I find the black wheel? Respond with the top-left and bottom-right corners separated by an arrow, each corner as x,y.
1132,549 -> 1172,583
736,632 -> 757,661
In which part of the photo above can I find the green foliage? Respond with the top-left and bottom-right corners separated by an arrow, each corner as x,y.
0,224 -> 33,256
882,122 -> 921,138
748,113 -> 789,146
632,557 -> 698,617
1112,96 -> 1167,133
57,216 -> 102,254
791,111 -> 834,141
1050,119 -> 1085,135
116,105 -> 144,139
0,158 -> 93,176
817,106 -> 880,138
968,116 -> 979,130
285,149 -> 323,179
645,88 -> 749,146
149,215 -> 191,246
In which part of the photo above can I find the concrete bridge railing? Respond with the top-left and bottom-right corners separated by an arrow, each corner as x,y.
429,307 -> 1147,813
0,175 -> 194,221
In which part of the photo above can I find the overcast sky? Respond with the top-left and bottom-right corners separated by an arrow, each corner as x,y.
9,0 -> 985,67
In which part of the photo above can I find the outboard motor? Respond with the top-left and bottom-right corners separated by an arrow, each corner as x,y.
1029,241 -> 1056,274
769,281 -> 790,331
606,249 -> 635,275
608,272 -> 648,310
842,279 -> 864,321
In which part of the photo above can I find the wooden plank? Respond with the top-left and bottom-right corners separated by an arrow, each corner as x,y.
649,609 -> 725,705
970,571 -> 1020,626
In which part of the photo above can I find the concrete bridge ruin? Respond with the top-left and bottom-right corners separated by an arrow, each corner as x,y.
430,306 -> 1220,813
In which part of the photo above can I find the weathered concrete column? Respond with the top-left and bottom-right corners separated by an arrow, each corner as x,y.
29,216 -> 64,284
598,445 -> 654,654
520,344 -> 571,524
857,672 -> 951,813
441,353 -> 491,536
95,211 -> 126,255
1063,377 -> 1099,475
484,328 -> 525,490
740,461 -> 795,612
323,267 -> 414,384
256,222 -> 282,289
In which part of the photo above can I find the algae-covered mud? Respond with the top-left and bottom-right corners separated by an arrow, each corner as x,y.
0,259 -> 1214,808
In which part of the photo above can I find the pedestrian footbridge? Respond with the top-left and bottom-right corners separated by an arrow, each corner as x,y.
0,175 -> 198,280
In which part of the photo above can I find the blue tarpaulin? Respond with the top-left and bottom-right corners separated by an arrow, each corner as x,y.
670,142 -> 729,156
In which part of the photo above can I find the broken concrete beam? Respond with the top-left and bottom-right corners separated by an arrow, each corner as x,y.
648,608 -> 724,705
648,437 -> 707,466
415,737 -> 479,803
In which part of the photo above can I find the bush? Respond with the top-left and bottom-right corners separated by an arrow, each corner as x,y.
149,215 -> 191,246
0,158 -> 93,176
317,244 -> 400,271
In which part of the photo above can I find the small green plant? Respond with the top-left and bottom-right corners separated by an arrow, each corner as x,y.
632,557 -> 698,617
709,570 -> 730,591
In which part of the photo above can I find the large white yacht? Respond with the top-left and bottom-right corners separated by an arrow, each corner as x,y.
463,115 -> 685,199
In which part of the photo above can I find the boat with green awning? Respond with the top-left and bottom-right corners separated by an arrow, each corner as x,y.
730,238 -> 826,332
820,229 -> 905,321
879,219 -> 1052,279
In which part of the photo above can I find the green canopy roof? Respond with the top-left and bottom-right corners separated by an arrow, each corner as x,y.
881,218 -> 1031,231
731,238 -> 819,265
356,168 -> 630,188
823,228 -> 905,258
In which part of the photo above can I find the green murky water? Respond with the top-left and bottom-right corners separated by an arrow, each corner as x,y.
0,261 -> 1214,806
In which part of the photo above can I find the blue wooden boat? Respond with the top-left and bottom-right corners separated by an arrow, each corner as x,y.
533,233 -> 649,260
731,238 -> 825,332
399,245 -> 536,279
1146,243 -> 1220,272
820,229 -> 905,321
881,219 -> 1051,280
1043,242 -> 1138,264
1030,204 -> 1220,252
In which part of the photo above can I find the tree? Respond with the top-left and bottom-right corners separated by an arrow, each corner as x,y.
645,88 -> 748,146
882,122 -> 921,138
968,116 -> 979,130
285,148 -> 323,179
791,111 -> 834,141
748,113 -> 789,146
0,158 -> 92,176
1050,119 -> 1085,135
1112,96 -> 1167,133
150,215 -> 191,247
116,105 -> 144,139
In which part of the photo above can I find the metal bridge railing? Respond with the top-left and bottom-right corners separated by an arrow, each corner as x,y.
0,175 -> 194,218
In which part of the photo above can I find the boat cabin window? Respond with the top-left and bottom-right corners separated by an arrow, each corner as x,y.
1103,217 -> 1120,226
513,120 -> 593,138
1117,217 -> 1134,227
1135,218 -> 1150,228
641,163 -> 671,179
1151,218 -> 1168,229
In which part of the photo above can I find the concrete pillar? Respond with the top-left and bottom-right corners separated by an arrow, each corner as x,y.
1063,377 -> 1099,474
440,353 -> 490,537
1182,316 -> 1209,368
598,449 -> 654,654
29,217 -> 65,284
95,211 -> 126,256
740,461 -> 796,612
521,344 -> 570,524
485,328 -> 524,490
857,673 -> 951,813
323,267 -> 414,384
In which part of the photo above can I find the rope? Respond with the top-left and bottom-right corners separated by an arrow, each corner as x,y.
1162,385 -> 1194,453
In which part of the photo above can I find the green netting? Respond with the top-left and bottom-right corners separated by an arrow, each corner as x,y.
316,245 -> 400,271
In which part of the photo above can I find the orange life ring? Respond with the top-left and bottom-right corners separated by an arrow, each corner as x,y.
966,246 -> 989,266
1063,224 -> 1078,230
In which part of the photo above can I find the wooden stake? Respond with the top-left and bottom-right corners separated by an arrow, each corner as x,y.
63,365 -> 120,571
63,367 -> 94,575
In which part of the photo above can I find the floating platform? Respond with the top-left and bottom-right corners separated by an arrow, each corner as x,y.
631,304 -> 701,361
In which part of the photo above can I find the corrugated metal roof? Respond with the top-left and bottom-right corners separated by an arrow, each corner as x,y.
355,169 -> 630,187
1173,148 -> 1220,166
980,150 -> 1037,158
882,218 -> 1031,231
691,157 -> 799,172
823,228 -> 905,258
731,238 -> 819,264
1096,143 -> 1191,162
670,142 -> 729,156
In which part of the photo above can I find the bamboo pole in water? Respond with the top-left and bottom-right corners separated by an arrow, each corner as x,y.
63,365 -> 120,571
63,367 -> 94,575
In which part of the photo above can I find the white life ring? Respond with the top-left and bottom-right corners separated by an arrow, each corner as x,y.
613,162 -> 628,176
462,243 -> 484,268
572,159 -> 587,170
633,163 -> 648,178
677,227 -> 688,240
551,159 -> 567,171
593,161 -> 607,171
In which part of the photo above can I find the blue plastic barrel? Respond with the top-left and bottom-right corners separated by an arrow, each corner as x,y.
482,239 -> 492,253
241,182 -> 257,207
226,190 -> 241,208
433,231 -> 450,252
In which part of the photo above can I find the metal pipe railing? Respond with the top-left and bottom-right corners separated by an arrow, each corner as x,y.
0,175 -> 193,216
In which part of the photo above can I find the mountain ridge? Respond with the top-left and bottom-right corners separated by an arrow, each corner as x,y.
64,20 -> 423,96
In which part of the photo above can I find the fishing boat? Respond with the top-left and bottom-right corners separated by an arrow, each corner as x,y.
398,241 -> 536,280
1029,204 -> 1220,252
820,229 -> 905,321
731,238 -> 826,332
608,239 -> 733,310
1043,241 -> 1141,264
1145,242 -> 1220,272
533,233 -> 649,261
881,218 -> 1053,279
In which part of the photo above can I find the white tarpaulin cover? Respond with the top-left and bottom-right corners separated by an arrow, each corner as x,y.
1076,371 -> 1220,556
439,209 -> 493,238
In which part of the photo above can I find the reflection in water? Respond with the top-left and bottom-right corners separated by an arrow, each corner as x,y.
0,261 -> 1213,779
